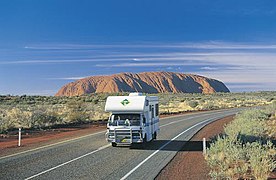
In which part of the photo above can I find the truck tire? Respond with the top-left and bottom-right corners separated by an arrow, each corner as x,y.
112,142 -> 117,147
153,132 -> 157,140
142,135 -> 147,148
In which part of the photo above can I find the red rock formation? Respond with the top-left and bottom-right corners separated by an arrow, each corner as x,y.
55,72 -> 230,96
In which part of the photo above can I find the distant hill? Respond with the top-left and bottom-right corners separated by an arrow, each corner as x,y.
55,72 -> 230,96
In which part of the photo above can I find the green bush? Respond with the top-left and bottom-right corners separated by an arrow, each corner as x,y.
247,141 -> 276,180
0,110 -> 15,133
0,91 -> 275,133
31,109 -> 61,128
206,138 -> 276,180
206,104 -> 276,179
206,137 -> 248,179
224,109 -> 270,142
187,100 -> 199,108
202,102 -> 219,110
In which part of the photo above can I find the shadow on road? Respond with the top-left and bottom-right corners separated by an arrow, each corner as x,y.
130,140 -> 211,152
130,140 -> 276,151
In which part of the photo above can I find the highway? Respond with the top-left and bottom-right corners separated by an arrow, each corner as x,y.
0,108 -> 244,180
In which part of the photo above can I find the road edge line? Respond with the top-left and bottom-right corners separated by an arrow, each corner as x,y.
24,144 -> 111,180
120,117 -> 218,180
0,130 -> 106,160
1,109 -> 235,160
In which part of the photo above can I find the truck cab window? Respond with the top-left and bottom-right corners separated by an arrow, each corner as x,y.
109,114 -> 141,126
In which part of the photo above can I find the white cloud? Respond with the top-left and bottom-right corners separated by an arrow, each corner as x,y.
209,68 -> 272,85
0,58 -> 132,64
16,41 -> 276,92
18,90 -> 57,96
200,66 -> 218,70
48,76 -> 88,80
23,41 -> 276,50
96,62 -> 208,67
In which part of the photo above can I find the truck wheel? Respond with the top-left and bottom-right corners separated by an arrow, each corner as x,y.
153,132 -> 157,140
143,134 -> 147,143
142,135 -> 147,148
112,142 -> 117,147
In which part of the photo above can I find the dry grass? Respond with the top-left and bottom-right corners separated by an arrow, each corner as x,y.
205,102 -> 276,179
0,91 -> 275,133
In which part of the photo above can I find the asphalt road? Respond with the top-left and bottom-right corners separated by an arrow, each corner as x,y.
0,108 -> 244,180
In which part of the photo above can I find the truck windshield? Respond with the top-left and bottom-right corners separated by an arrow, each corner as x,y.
109,114 -> 141,126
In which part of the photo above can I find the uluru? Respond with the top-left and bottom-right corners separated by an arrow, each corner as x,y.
55,72 -> 230,96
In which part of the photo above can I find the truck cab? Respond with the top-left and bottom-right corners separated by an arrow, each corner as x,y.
105,93 -> 159,147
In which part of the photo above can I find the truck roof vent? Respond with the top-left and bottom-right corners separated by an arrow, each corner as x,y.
129,92 -> 143,96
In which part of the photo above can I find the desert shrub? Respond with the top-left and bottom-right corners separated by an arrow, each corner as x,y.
64,101 -> 89,123
224,109 -> 270,142
266,119 -> 276,138
5,108 -> 33,128
202,102 -> 219,110
246,141 -> 276,180
266,100 -> 276,114
66,111 -> 87,123
206,138 -> 276,180
0,109 -> 16,133
187,100 -> 199,108
206,137 -> 248,179
31,108 -> 61,128
0,91 -> 275,132
267,97 -> 274,102
206,104 -> 276,179
93,98 -> 99,104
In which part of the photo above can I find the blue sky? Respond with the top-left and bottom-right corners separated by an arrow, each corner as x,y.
0,0 -> 276,95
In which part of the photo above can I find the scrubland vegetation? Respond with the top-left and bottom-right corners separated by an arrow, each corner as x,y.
205,102 -> 276,179
0,91 -> 275,133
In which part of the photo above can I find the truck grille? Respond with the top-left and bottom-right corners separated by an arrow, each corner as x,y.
107,129 -> 141,144
115,129 -> 131,143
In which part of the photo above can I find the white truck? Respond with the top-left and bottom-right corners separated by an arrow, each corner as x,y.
105,92 -> 160,147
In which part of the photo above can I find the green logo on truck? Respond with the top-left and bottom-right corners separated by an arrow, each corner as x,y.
121,99 -> 130,106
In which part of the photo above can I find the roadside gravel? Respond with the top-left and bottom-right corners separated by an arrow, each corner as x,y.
0,124 -> 106,156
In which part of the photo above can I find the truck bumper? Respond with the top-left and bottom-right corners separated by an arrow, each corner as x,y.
106,128 -> 143,145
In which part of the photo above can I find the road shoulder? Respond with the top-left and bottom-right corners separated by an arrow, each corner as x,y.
156,115 -> 234,180
0,124 -> 106,157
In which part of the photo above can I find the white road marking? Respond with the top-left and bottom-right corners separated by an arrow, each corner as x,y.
159,109 -> 223,120
159,110 -> 232,128
160,113 -> 211,128
120,117 -> 218,180
2,109 -> 236,180
24,144 -> 111,180
0,130 -> 106,160
21,111 -> 234,180
0,109 -> 229,160
160,108 -> 238,120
